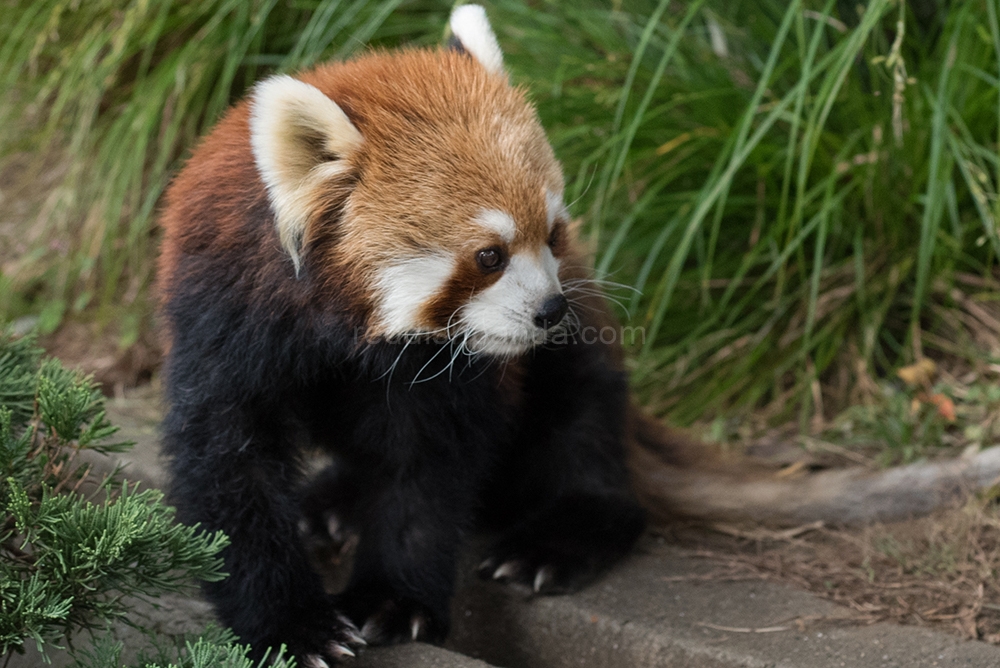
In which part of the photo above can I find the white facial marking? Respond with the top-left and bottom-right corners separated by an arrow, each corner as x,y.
474,209 -> 516,244
539,245 -> 560,282
545,191 -> 566,230
375,254 -> 454,337
449,5 -> 505,75
461,247 -> 562,357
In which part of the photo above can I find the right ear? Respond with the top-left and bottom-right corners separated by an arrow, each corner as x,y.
448,4 -> 505,75
250,75 -> 363,275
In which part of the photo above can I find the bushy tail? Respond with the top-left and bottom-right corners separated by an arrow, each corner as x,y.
626,406 -> 1000,526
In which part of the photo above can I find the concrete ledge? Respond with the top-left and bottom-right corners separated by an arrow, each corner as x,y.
355,645 -> 496,668
448,538 -> 1000,667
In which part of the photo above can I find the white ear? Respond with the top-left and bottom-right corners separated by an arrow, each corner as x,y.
449,5 -> 504,75
250,75 -> 363,274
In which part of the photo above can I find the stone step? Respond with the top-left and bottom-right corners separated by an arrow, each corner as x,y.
448,539 -> 1000,668
356,645 -> 497,668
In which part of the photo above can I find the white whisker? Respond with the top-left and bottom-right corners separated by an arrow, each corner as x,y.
408,341 -> 452,387
565,168 -> 597,212
564,285 -> 630,314
378,338 -> 413,383
562,295 -> 602,314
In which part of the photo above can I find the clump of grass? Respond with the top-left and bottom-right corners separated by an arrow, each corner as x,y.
0,0 -> 447,338
497,0 -> 1000,424
3,0 -> 1000,429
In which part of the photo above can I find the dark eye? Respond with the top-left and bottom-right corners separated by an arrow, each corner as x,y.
548,221 -> 566,252
476,247 -> 505,273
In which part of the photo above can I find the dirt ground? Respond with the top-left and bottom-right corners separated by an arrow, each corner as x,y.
663,504 -> 1000,645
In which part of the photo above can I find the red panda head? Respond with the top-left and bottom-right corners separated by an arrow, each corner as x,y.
250,5 -> 574,358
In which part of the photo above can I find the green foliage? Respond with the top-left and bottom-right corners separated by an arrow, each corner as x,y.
72,628 -> 294,668
0,0 -> 446,334
2,0 -> 999,425
4,483 -> 228,636
0,334 -> 43,426
824,377 -> 1000,466
0,327 -> 276,667
496,0 -> 1000,423
825,383 -> 952,465
0,333 -> 130,501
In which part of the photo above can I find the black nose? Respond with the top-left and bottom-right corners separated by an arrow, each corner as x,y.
534,293 -> 568,330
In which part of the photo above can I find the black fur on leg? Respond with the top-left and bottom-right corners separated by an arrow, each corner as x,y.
162,399 -> 364,663
477,494 -> 646,594
297,343 -> 513,647
478,325 -> 646,594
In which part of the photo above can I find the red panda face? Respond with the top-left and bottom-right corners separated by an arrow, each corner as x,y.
249,6 -> 574,358
441,203 -> 571,357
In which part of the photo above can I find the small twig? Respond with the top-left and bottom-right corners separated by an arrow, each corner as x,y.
49,440 -> 83,495
68,463 -> 93,494
1,539 -> 31,561
708,520 -> 825,542
798,435 -> 875,466
696,622 -> 790,633
661,568 -> 769,583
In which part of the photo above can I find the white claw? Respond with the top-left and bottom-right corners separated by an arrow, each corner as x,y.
326,514 -> 341,539
298,518 -> 311,534
303,655 -> 330,668
335,614 -> 366,646
360,618 -> 380,643
344,627 -> 366,646
493,561 -> 518,581
533,565 -> 554,593
410,616 -> 424,641
326,642 -> 355,659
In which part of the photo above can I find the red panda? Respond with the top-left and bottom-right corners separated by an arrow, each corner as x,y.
158,5 -> 647,666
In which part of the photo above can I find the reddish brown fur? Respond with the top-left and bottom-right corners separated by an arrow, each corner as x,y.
157,100 -> 263,310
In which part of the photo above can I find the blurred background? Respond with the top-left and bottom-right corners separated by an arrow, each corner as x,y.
1,0 -> 998,461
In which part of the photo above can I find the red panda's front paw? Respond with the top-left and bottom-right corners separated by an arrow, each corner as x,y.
336,591 -> 449,646
286,611 -> 366,667
479,496 -> 645,595
477,545 -> 591,595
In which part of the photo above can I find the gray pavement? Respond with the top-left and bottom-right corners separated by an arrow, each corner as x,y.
56,389 -> 1000,668
449,540 -> 1000,667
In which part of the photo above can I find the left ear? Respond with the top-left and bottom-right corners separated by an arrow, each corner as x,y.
250,75 -> 363,275
448,4 -> 505,75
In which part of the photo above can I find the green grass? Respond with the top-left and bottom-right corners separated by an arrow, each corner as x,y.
0,0 -> 449,337
499,0 -> 1000,425
2,0 -> 999,428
